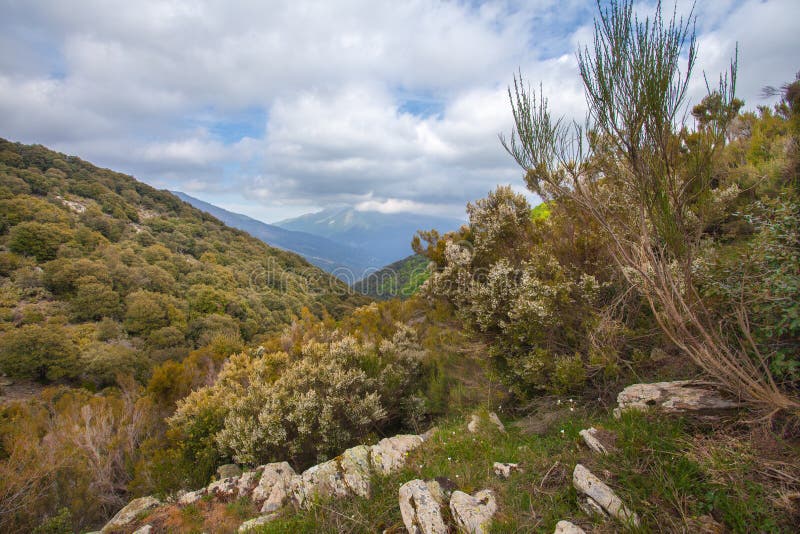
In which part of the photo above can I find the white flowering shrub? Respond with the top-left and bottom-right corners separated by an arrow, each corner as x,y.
169,327 -> 424,468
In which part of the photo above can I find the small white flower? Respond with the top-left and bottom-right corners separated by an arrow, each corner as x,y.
569,407 -> 574,412
560,429 -> 565,434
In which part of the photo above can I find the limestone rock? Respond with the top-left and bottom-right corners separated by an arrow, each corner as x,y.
467,412 -> 505,434
420,426 -> 438,442
238,513 -> 278,532
208,476 -> 239,498
177,488 -> 206,506
236,470 -> 261,497
217,463 -> 243,479
252,462 -> 296,513
578,427 -> 609,455
425,477 -> 456,505
291,459 -> 348,508
493,462 -> 522,479
132,525 -> 153,534
340,444 -> 372,498
572,464 -> 639,526
399,479 -> 447,534
370,434 -> 423,475
100,496 -> 160,533
614,380 -> 740,418
554,520 -> 586,534
449,489 -> 497,534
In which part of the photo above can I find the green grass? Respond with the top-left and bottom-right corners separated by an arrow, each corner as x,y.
251,408 -> 791,533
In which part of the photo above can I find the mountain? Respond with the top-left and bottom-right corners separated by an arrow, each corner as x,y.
352,254 -> 430,300
172,192 -> 374,278
274,207 -> 464,269
0,138 -> 368,386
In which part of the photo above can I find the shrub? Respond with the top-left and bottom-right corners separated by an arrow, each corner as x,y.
0,324 -> 78,382
8,222 -> 72,262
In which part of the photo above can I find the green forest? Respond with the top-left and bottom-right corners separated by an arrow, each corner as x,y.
1,2 -> 799,533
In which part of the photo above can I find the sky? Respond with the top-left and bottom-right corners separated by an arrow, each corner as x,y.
1,0 -> 798,223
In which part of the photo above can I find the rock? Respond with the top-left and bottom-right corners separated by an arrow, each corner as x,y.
493,462 -> 522,479
579,427 -> 609,455
177,488 -> 206,506
467,412 -> 505,434
291,459 -> 348,508
420,426 -> 438,441
238,513 -> 279,532
252,462 -> 296,513
100,496 -> 160,533
217,463 -> 243,479
132,526 -> 153,534
340,444 -> 372,498
208,476 -> 240,498
370,434 -> 423,475
554,520 -> 586,534
399,479 -> 448,534
572,464 -> 639,526
237,470 -> 261,497
449,489 -> 497,534
426,477 -> 456,504
614,380 -> 741,418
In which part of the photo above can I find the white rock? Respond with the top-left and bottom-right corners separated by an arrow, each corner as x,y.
238,513 -> 278,532
132,525 -> 153,534
252,462 -> 296,513
449,490 -> 497,534
579,428 -> 609,455
554,520 -> 586,534
178,488 -> 207,506
614,380 -> 740,418
399,479 -> 448,534
467,412 -> 505,434
340,444 -> 372,498
237,470 -> 261,497
208,476 -> 239,498
370,435 -> 423,475
290,459 -> 348,508
493,462 -> 522,479
572,464 -> 639,526
100,496 -> 160,533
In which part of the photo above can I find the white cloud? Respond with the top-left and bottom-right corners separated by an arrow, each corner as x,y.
0,0 -> 797,219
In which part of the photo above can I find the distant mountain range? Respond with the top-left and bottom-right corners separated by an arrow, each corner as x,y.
175,193 -> 463,283
274,207 -> 463,269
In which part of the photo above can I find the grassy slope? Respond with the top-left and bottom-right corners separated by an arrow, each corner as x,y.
353,254 -> 430,300
248,408 -> 797,533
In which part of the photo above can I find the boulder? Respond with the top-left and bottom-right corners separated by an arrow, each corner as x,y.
290,459 -> 348,508
208,476 -> 240,498
236,469 -> 261,497
614,380 -> 740,418
177,488 -> 206,506
340,444 -> 373,498
399,479 -> 447,534
554,520 -> 586,534
467,412 -> 505,434
238,513 -> 278,532
578,427 -> 610,455
493,462 -> 522,479
572,464 -> 639,526
449,489 -> 497,534
132,526 -> 153,534
217,463 -> 243,479
370,435 -> 423,475
252,462 -> 296,513
100,496 -> 160,533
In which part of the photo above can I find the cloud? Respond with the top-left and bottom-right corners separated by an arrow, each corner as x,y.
0,1 -> 797,220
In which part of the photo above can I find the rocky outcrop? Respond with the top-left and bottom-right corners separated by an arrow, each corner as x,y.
572,464 -> 639,526
614,380 -> 740,418
217,463 -> 243,479
467,412 -> 505,434
238,513 -> 278,532
493,462 -> 522,479
100,496 -> 160,533
449,489 -> 497,534
371,434 -> 424,475
579,427 -> 610,455
399,479 -> 448,534
554,520 -> 586,533
252,462 -> 296,513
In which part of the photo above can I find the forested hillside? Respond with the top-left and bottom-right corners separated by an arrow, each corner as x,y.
0,138 -> 366,388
